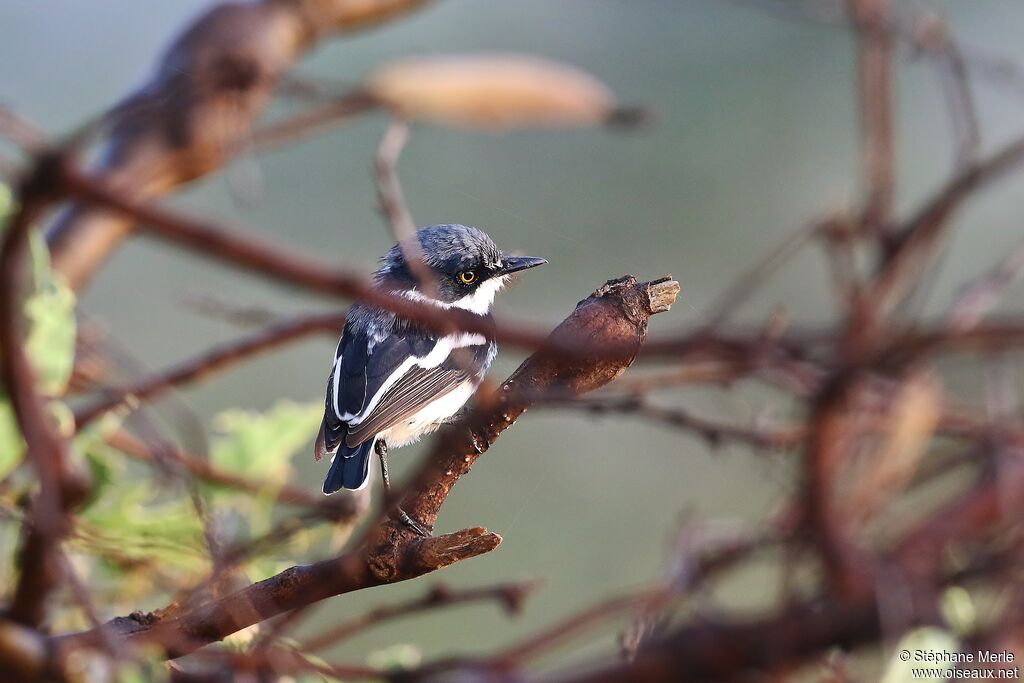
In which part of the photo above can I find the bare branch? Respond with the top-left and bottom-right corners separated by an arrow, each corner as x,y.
848,0 -> 895,234
58,527 -> 502,660
872,134 -> 1024,324
47,274 -> 677,664
300,580 -> 542,651
703,218 -> 825,326
554,394 -> 804,451
374,118 -> 416,240
106,430 -> 360,514
0,106 -> 47,151
74,310 -> 344,427
251,90 -> 377,152
947,236 -> 1024,331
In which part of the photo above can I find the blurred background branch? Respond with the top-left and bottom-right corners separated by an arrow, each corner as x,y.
4,0 -> 1024,681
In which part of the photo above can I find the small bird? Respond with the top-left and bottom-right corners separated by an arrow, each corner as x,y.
315,224 -> 546,534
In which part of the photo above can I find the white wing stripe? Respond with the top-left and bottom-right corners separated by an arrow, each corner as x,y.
341,333 -> 487,425
331,354 -> 343,419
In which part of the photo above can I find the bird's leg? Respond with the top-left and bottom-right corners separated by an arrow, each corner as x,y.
377,437 -> 393,491
375,438 -> 431,537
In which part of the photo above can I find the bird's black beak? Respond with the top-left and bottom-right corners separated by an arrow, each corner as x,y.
498,255 -> 547,275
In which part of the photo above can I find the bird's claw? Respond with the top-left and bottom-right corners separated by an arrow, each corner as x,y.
397,507 -> 432,537
469,431 -> 487,455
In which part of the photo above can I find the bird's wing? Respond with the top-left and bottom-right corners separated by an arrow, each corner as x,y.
344,363 -> 470,446
344,334 -> 493,447
317,322 -> 490,456
315,335 -> 351,460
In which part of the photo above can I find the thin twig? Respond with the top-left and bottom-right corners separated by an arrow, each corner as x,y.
0,106 -> 47,151
74,310 -> 344,427
251,91 -> 377,153
848,0 -> 895,235
300,580 -> 542,652
703,218 -> 825,326
107,430 -> 361,515
375,118 -> 416,240
947,236 -> 1024,331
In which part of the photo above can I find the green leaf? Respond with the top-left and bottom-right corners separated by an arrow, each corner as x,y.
80,483 -> 206,573
75,430 -> 124,512
24,232 -> 76,394
0,402 -> 20,480
210,400 -> 321,484
367,643 -> 422,672
0,196 -> 78,394
0,184 -> 11,219
204,400 -> 320,539
114,650 -> 169,683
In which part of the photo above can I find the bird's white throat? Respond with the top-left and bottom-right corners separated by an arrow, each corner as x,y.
402,275 -> 508,315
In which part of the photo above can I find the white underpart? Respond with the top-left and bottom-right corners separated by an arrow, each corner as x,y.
403,275 -> 508,315
328,380 -> 474,492
336,332 -> 487,423
380,379 -> 477,447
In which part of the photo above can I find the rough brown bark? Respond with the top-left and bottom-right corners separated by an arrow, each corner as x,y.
366,276 -> 680,581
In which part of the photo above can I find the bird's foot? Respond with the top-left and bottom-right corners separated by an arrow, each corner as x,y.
396,506 -> 432,537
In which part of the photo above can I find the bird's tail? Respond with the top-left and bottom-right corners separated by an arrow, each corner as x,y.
322,438 -> 374,494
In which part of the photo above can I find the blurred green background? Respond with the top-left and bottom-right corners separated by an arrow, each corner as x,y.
4,0 -> 1024,671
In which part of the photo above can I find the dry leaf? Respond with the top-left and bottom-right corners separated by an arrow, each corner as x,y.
366,53 -> 623,129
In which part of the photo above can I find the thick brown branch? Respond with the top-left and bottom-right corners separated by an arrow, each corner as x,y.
56,528 -> 500,660
46,274 -> 676,667
544,596 -> 882,683
46,0 -> 433,289
802,371 -> 874,598
366,276 -> 680,581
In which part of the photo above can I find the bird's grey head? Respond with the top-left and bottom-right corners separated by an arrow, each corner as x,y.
375,224 -> 547,314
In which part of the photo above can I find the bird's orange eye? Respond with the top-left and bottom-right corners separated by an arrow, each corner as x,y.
457,271 -> 477,284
